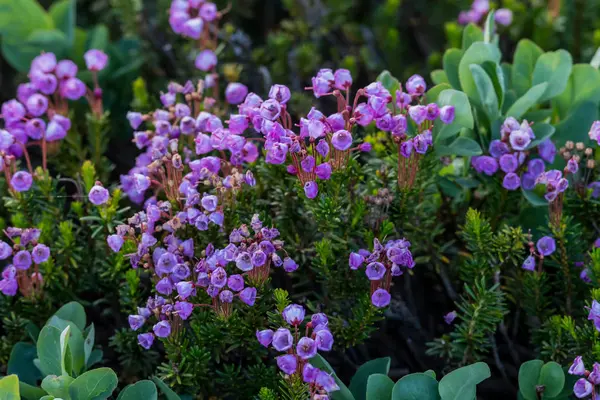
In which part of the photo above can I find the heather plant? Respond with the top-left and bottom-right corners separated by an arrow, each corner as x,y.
3,1 -> 600,400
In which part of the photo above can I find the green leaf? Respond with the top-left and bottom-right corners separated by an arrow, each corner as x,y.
483,11 -> 495,43
349,357 -> 391,400
512,39 -> 544,97
49,0 -> 75,46
426,83 -> 452,104
60,326 -> 71,376
392,373 -> 440,400
443,49 -> 463,90
481,61 -> 505,108
505,82 -> 548,119
87,349 -> 103,369
151,377 -> 182,400
0,375 -> 19,400
434,89 -> 474,143
41,375 -> 75,399
117,380 -> 158,400
528,123 -> 555,149
538,362 -> 565,398
19,382 -> 47,400
458,42 -> 501,105
470,64 -> 499,120
438,362 -> 491,400
522,189 -> 548,207
532,50 -> 573,102
47,317 -> 85,376
86,24 -> 109,51
431,70 -> 449,85
438,136 -> 482,157
518,360 -> 544,400
0,0 -> 52,42
52,302 -> 86,331
8,342 -> 42,385
462,24 -> 483,50
37,325 -> 63,377
310,355 -> 355,400
377,70 -> 400,104
69,368 -> 117,400
554,101 -> 599,146
84,323 -> 95,366
366,374 -> 394,400
27,29 -> 69,58
554,64 -> 600,118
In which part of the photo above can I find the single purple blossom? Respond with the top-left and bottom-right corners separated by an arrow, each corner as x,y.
138,333 -> 154,349
277,354 -> 298,375
371,288 -> 391,308
537,236 -> 556,256
272,328 -> 294,351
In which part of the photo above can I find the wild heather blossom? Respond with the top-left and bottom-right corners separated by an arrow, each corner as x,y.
472,117 -> 556,193
590,121 -> 600,145
257,304 -> 338,398
349,238 -> 414,308
521,235 -> 556,274
0,228 -> 49,297
458,0 -> 512,27
0,51 -> 107,185
587,300 -> 600,332
121,79 -> 257,205
126,214 -> 296,348
568,357 -> 596,399
444,311 -> 457,325
233,72 -> 374,199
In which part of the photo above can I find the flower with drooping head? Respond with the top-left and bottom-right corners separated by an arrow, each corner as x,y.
84,49 -> 108,71
588,363 -> 600,385
13,250 -> 32,270
128,315 -> 145,331
304,181 -> 318,199
283,304 -> 306,326
522,255 -> 535,271
153,320 -> 171,338
495,8 -> 513,26
272,328 -> 293,351
31,244 -> 50,264
107,234 -> 124,253
138,332 -> 154,349
573,378 -> 593,398
88,184 -> 110,205
371,288 -> 391,308
268,84 -> 291,104
296,337 -> 317,359
240,287 -> 257,306
256,329 -> 274,347
589,120 -> 600,144
444,310 -> 457,325
406,74 -> 426,96
0,241 -> 12,260
277,354 -> 297,375
536,236 -> 556,257
225,82 -> 248,105
569,356 -> 586,375
195,49 -> 217,71
331,130 -> 353,151
11,171 -> 33,192
439,106 -> 455,124
502,173 -> 521,191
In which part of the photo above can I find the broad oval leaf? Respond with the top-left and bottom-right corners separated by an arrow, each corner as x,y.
0,375 -> 20,400
518,359 -> 544,400
438,362 -> 491,400
349,357 -> 391,400
462,24 -> 483,50
532,50 -> 573,103
49,0 -> 76,45
458,42 -> 501,105
554,101 -> 599,146
505,82 -> 548,119
392,373 -> 440,400
437,136 -> 482,157
151,376 -> 182,400
512,39 -> 544,97
69,368 -> 118,400
37,326 -> 63,377
41,375 -> 75,399
52,301 -> 86,331
117,380 -> 158,400
443,49 -> 464,90
470,64 -> 499,120
538,362 -> 565,398
7,342 -> 41,385
366,374 -> 394,400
